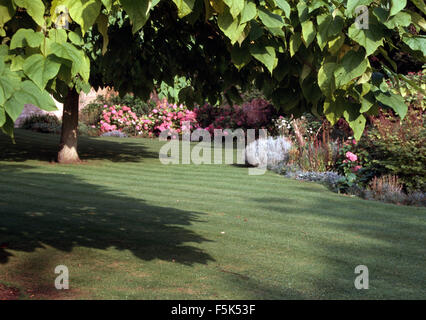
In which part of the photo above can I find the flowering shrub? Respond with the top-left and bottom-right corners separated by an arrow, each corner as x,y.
139,100 -> 199,137
97,100 -> 199,137
99,105 -> 139,133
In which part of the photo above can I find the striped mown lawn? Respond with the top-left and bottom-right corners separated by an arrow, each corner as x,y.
0,130 -> 425,299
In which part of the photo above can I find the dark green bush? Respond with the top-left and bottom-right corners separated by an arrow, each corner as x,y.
77,123 -> 99,136
21,114 -> 61,134
361,107 -> 425,192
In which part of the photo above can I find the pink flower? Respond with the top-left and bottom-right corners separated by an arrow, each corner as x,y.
352,165 -> 362,173
345,151 -> 358,162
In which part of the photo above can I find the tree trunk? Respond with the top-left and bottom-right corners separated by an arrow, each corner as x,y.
58,88 -> 80,164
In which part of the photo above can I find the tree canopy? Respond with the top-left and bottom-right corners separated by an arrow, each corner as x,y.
0,0 -> 425,142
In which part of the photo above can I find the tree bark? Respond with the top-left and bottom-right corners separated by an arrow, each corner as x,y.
58,88 -> 80,164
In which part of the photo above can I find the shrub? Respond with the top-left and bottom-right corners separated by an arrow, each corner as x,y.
362,106 -> 425,192
101,130 -> 128,138
21,114 -> 61,134
388,71 -> 425,109
106,93 -> 156,117
78,123 -> 99,137
81,93 -> 155,127
284,170 -> 343,191
99,105 -> 140,134
245,136 -> 292,169
139,100 -> 199,137
196,98 -> 277,135
285,119 -> 340,173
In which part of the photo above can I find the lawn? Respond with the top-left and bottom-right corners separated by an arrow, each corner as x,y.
0,130 -> 425,299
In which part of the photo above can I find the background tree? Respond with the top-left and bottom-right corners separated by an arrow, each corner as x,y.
0,0 -> 425,163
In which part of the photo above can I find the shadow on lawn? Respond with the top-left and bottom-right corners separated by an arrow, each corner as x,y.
253,196 -> 426,298
0,165 -> 214,266
0,130 -> 158,163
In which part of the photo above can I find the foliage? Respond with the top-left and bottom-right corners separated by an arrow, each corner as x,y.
361,106 -> 426,192
81,93 -> 156,127
77,122 -> 99,136
100,130 -> 128,138
156,75 -> 192,104
1,0 -> 421,141
283,169 -> 344,192
20,114 -> 61,134
362,175 -> 426,206
101,93 -> 156,117
278,116 -> 339,173
388,70 -> 425,109
197,98 -> 277,135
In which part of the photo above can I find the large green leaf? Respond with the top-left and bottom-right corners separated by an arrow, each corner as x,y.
316,13 -> 344,50
0,0 -> 15,28
249,43 -> 277,74
231,44 -> 251,70
346,0 -> 374,17
101,0 -> 112,10
49,28 -> 68,43
4,80 -> 56,121
23,54 -> 61,90
318,62 -> 337,96
172,0 -> 195,18
49,42 -> 84,80
0,112 -> 14,138
403,35 -> 426,56
389,0 -> 406,17
51,0 -> 103,34
258,7 -> 285,37
218,9 -> 246,44
13,0 -> 45,26
348,15 -> 385,56
96,13 -> 109,54
10,28 -> 44,49
411,0 -> 426,15
275,0 -> 290,18
240,1 -> 257,24
0,65 -> 21,105
223,0 -> 244,18
0,105 -> 5,127
323,97 -> 345,125
69,0 -> 102,34
289,32 -> 302,57
301,20 -> 316,47
343,106 -> 366,141
334,50 -> 368,87
374,90 -> 408,119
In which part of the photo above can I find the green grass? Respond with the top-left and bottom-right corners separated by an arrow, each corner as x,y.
0,129 -> 425,299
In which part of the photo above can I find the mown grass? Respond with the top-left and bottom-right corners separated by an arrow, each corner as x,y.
0,130 -> 425,299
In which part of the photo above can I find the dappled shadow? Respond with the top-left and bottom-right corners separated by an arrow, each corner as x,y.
251,193 -> 426,299
0,164 -> 214,266
0,130 -> 158,163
